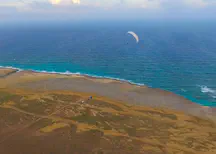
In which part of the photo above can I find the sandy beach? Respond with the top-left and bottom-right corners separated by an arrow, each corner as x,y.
0,67 -> 215,121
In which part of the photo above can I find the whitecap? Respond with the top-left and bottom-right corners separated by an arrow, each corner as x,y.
198,85 -> 216,99
200,86 -> 215,94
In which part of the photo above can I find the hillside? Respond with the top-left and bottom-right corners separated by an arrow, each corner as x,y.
0,89 -> 216,154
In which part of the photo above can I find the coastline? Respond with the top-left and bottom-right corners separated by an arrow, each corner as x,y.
0,65 -> 145,86
0,66 -> 215,121
0,67 -> 18,78
1,65 -> 214,107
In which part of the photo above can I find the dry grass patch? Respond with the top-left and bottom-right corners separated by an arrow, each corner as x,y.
40,122 -> 69,133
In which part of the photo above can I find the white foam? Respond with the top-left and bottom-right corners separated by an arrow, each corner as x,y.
0,65 -> 22,71
37,70 -> 144,86
200,86 -> 215,94
199,85 -> 216,99
35,70 -> 81,75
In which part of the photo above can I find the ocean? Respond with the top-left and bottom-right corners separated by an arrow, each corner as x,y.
0,20 -> 215,106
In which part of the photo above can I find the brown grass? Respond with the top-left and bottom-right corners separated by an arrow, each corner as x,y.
40,122 -> 69,133
0,89 -> 216,154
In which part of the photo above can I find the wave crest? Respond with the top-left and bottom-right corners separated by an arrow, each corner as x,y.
199,85 -> 216,99
200,86 -> 215,93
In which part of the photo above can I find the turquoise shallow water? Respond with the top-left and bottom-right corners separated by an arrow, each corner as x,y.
0,21 -> 216,106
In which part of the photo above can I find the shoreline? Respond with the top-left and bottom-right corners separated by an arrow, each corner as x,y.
0,67 -> 19,78
0,65 -> 214,108
0,66 -> 216,121
0,65 -> 145,86
0,67 -> 216,120
1,70 -> 216,154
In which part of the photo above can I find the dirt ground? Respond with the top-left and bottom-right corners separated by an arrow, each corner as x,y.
0,68 -> 18,78
0,89 -> 216,154
0,68 -> 216,154
0,70 -> 215,121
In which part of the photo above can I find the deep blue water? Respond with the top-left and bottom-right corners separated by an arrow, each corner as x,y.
0,21 -> 216,106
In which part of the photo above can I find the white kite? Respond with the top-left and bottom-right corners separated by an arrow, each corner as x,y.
127,31 -> 139,43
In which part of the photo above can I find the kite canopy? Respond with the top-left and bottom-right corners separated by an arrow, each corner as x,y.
127,31 -> 139,43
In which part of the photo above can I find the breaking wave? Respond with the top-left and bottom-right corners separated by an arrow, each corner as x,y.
199,85 -> 216,99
